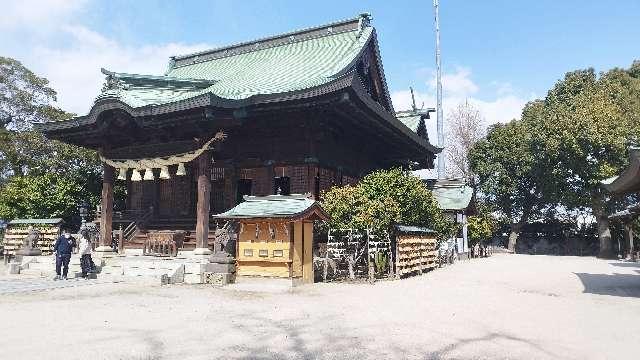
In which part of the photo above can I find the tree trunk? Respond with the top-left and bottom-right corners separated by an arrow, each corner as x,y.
507,209 -> 530,253
592,197 -> 614,259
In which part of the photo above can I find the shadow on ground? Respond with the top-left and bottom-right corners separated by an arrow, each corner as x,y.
609,262 -> 640,268
574,272 -> 640,298
417,332 -> 558,360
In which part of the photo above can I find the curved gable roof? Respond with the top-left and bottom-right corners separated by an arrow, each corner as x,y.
90,14 -> 386,111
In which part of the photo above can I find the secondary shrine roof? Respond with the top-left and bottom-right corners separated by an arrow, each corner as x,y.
214,194 -> 329,221
428,179 -> 474,211
602,147 -> 640,194
395,108 -> 433,135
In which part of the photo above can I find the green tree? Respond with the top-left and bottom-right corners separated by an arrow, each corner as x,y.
322,168 -> 455,238
468,110 -> 546,252
530,64 -> 640,258
0,173 -> 97,221
0,57 -> 102,224
467,201 -> 497,247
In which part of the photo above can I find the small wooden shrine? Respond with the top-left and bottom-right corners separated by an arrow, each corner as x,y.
35,13 -> 439,255
214,194 -> 328,283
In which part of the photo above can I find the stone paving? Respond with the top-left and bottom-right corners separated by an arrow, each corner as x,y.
0,277 -> 111,294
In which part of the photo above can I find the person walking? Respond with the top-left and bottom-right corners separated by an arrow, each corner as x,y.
78,228 -> 93,279
53,229 -> 76,280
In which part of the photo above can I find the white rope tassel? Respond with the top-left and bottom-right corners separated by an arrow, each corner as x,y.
117,168 -> 127,180
131,169 -> 142,181
143,168 -> 154,181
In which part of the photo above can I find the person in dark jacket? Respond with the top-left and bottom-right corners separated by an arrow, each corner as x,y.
53,229 -> 76,280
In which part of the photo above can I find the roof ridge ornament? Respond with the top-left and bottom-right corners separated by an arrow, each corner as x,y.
357,12 -> 372,36
101,73 -> 127,93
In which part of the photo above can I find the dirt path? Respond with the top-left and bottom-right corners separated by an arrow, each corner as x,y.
1,254 -> 638,359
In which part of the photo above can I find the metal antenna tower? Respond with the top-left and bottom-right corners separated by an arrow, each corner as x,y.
434,0 -> 445,178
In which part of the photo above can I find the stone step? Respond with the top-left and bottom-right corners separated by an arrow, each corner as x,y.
18,268 -> 50,277
27,262 -> 81,271
19,268 -> 87,279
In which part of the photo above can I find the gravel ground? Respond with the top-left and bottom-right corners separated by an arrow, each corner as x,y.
0,254 -> 638,360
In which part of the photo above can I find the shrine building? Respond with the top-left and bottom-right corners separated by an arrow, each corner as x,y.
36,13 -> 440,255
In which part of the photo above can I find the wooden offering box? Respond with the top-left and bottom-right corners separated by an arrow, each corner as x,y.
215,194 -> 328,283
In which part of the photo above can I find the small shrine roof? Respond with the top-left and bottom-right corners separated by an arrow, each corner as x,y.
8,218 -> 64,225
395,225 -> 437,234
214,194 -> 329,221
428,179 -> 474,211
609,203 -> 640,220
602,147 -> 640,194
396,109 -> 433,133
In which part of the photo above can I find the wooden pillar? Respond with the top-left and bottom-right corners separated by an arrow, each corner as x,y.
194,151 -> 212,255
302,221 -> 314,283
97,163 -> 115,252
292,221 -> 303,277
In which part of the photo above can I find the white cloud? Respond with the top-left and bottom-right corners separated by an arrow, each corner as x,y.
33,26 -> 211,114
392,67 -> 532,127
392,67 -> 534,179
428,66 -> 479,97
0,0 -> 87,30
1,1 -> 213,115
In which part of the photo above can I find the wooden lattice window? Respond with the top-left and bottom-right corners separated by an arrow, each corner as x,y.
273,176 -> 290,195
291,166 -> 308,194
211,167 -> 224,181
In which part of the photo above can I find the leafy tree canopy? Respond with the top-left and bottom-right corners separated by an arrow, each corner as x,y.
530,65 -> 640,208
322,168 -> 456,238
0,57 -> 102,225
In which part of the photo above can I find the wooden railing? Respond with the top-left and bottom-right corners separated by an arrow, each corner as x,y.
113,207 -> 154,252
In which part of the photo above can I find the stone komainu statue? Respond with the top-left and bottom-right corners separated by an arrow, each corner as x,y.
213,221 -> 237,256
23,227 -> 40,249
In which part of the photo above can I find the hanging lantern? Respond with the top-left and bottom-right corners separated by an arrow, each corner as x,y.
159,166 -> 170,180
131,169 -> 142,182
117,168 -> 127,181
176,163 -> 186,176
143,168 -> 154,181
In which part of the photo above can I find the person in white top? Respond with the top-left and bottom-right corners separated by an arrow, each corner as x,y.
78,228 -> 93,279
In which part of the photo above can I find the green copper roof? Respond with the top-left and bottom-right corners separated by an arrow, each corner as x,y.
95,16 -> 374,109
602,146 -> 640,194
214,194 -> 327,219
397,114 -> 421,132
395,109 -> 433,134
395,225 -> 437,234
430,181 -> 474,211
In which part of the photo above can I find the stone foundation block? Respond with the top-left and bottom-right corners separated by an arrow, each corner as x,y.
203,272 -> 235,286
8,262 -> 21,274
184,263 -> 206,274
184,273 -> 203,284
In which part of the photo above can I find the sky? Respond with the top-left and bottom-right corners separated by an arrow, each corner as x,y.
2,0 -> 640,150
